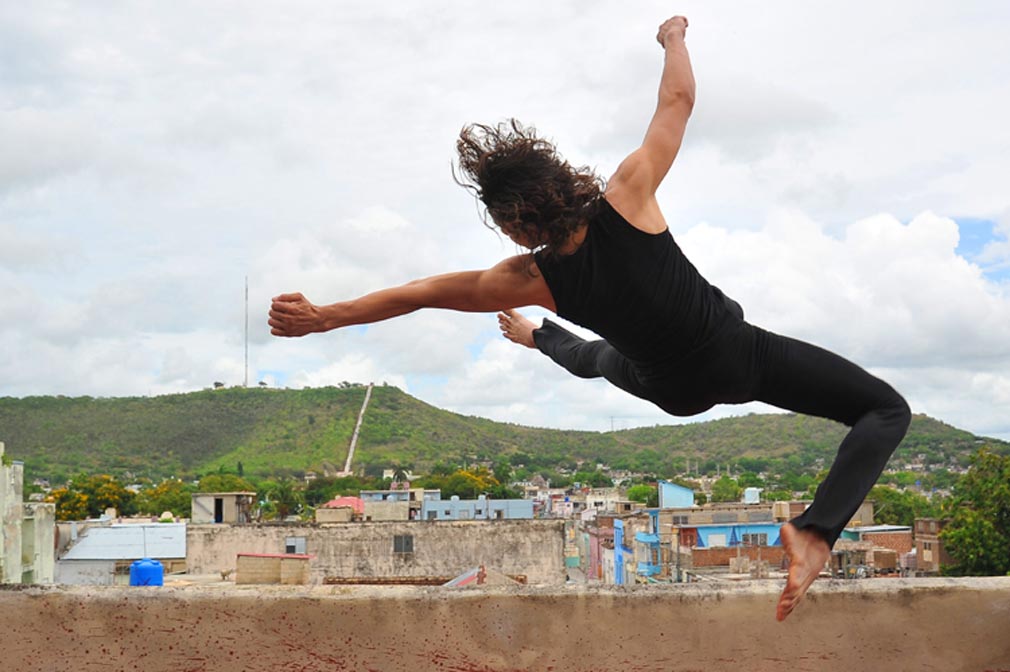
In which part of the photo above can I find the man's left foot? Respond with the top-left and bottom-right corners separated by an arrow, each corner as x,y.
497,309 -> 538,349
776,522 -> 831,622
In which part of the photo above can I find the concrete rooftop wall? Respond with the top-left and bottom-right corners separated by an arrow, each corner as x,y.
2,578 -> 1009,671
187,519 -> 566,584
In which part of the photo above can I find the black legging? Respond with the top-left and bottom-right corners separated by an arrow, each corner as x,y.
533,318 -> 911,546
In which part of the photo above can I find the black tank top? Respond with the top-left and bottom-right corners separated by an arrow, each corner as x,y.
534,198 -> 740,373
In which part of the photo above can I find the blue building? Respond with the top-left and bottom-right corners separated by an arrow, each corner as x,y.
691,522 -> 783,548
613,519 -> 634,585
658,481 -> 695,508
634,515 -> 784,581
635,510 -> 663,578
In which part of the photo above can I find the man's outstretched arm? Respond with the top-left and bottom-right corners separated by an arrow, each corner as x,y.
607,16 -> 695,207
268,255 -> 554,337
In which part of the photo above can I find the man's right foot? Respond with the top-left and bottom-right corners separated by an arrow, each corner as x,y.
776,522 -> 831,621
497,309 -> 538,349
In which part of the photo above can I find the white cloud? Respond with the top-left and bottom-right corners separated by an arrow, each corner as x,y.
1,1 -> 1009,442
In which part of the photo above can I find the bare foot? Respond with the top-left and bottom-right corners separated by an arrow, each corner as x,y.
497,309 -> 538,349
776,522 -> 831,622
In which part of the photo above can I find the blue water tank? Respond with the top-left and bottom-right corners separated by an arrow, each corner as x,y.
129,558 -> 164,586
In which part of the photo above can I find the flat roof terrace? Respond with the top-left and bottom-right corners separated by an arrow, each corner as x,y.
2,577 -> 1009,671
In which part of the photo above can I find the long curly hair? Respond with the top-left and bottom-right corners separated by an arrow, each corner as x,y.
454,119 -> 604,255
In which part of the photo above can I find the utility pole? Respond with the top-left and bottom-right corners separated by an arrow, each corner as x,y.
244,275 -> 249,388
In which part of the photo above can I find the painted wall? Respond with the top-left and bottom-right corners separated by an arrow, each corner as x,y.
420,496 -> 533,521
659,481 -> 695,508
186,519 -> 566,585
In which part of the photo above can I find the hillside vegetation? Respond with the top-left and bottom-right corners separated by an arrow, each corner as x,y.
0,385 -> 1004,483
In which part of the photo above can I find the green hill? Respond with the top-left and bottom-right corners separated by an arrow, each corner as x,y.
0,385 -> 1004,483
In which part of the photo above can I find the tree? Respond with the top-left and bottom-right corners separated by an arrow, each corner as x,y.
571,470 -> 613,488
47,474 -> 137,520
137,479 -> 194,518
736,472 -> 765,489
710,475 -> 742,503
869,485 -> 936,526
261,479 -> 305,520
941,448 -> 1010,576
198,473 -> 257,493
492,458 -> 512,486
626,484 -> 659,507
47,487 -> 89,521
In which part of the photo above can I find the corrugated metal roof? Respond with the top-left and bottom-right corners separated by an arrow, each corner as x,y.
847,525 -> 912,533
61,523 -> 186,560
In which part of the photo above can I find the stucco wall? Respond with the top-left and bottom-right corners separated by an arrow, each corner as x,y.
22,503 -> 55,584
0,452 -> 23,584
1,578 -> 1008,671
363,500 -> 409,521
187,519 -> 566,585
54,559 -> 117,585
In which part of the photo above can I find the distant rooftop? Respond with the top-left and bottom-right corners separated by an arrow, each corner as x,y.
60,523 -> 186,561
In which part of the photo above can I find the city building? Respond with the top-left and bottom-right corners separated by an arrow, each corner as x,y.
914,517 -> 954,575
191,491 -> 257,524
186,519 -> 565,585
420,494 -> 533,521
55,522 -> 186,585
1,441 -> 55,585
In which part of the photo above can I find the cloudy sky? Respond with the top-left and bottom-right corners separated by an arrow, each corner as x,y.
2,2 -> 1009,441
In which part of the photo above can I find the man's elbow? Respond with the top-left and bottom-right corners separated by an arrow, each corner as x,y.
661,87 -> 695,112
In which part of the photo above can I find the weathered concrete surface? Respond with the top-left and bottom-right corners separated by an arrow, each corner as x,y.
2,578 -> 1009,672
187,520 -> 567,585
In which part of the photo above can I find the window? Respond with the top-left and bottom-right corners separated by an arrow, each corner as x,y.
671,515 -> 689,525
285,537 -> 306,554
742,533 -> 768,546
393,534 -> 414,555
426,511 -> 437,521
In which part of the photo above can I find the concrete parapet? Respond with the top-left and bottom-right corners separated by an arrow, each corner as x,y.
1,577 -> 1009,671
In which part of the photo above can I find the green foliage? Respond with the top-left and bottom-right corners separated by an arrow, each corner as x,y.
413,467 -> 519,499
136,479 -> 194,518
736,472 -> 764,488
626,484 -> 658,507
710,475 -> 742,503
304,476 -> 386,506
492,458 -> 512,486
198,473 -> 257,493
571,470 -> 613,488
869,485 -> 937,526
260,479 -> 305,520
941,449 -> 1010,576
1,389 -> 1005,490
46,488 -> 89,521
47,473 -> 137,521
